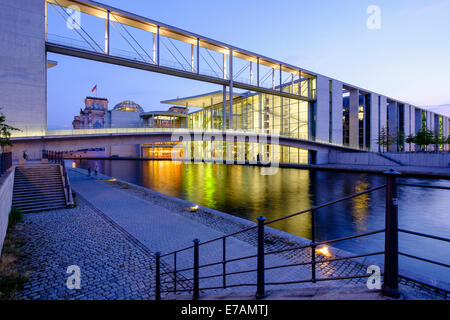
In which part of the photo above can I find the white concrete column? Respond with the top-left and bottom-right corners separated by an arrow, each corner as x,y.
369,93 -> 379,152
387,101 -> 398,152
403,104 -> 411,152
409,105 -> 416,151
444,117 -> 449,151
1,0 -> 46,136
315,75 -> 330,143
331,81 -> 343,145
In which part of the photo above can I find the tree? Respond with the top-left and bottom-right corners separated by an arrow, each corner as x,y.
397,130 -> 406,152
432,134 -> 446,152
0,109 -> 20,152
376,127 -> 395,152
413,129 -> 434,152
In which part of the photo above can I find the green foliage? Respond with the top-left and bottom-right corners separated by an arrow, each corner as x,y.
8,207 -> 23,227
413,129 -> 435,151
376,127 -> 395,152
405,134 -> 415,144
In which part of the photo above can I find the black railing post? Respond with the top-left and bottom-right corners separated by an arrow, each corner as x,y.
256,216 -> 266,299
311,207 -> 317,283
383,170 -> 401,298
155,252 -> 161,300
173,252 -> 177,294
222,236 -> 226,289
193,239 -> 200,300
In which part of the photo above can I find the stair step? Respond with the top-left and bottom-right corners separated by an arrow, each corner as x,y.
15,175 -> 60,178
12,193 -> 65,200
14,180 -> 62,184
13,165 -> 69,213
15,169 -> 60,172
13,199 -> 66,207
13,187 -> 64,195
15,175 -> 61,179
14,183 -> 62,190
19,204 -> 67,214
12,193 -> 66,203
14,182 -> 62,186
15,200 -> 66,209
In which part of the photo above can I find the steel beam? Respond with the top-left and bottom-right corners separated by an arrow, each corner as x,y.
104,10 -> 110,54
229,49 -> 233,129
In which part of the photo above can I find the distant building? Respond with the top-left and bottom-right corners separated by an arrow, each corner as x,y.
72,97 -> 188,130
140,106 -> 188,128
72,97 -> 108,129
106,101 -> 144,128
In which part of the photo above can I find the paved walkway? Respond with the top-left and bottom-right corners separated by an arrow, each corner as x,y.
13,198 -> 156,300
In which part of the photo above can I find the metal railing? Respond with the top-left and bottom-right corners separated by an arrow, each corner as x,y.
154,170 -> 450,299
0,152 -> 12,178
42,150 -> 74,208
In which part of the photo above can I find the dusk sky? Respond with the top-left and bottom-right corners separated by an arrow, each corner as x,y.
47,0 -> 450,129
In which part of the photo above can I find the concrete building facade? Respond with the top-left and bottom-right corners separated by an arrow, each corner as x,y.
1,0 -> 449,164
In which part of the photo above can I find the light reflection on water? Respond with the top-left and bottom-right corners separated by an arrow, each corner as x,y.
73,159 -> 450,285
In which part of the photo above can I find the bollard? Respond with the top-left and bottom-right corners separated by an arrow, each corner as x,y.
256,216 -> 266,299
382,170 -> 401,298
155,252 -> 161,300
193,239 -> 200,300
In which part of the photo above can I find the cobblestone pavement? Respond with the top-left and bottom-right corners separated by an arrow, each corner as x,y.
12,197 -> 175,300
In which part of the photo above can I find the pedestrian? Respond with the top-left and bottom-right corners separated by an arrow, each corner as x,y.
23,151 -> 28,160
94,164 -> 98,176
88,167 -> 91,176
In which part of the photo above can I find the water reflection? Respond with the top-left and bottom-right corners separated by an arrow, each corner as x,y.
72,159 -> 450,284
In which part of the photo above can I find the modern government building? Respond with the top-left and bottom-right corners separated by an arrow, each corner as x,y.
1,0 -> 449,164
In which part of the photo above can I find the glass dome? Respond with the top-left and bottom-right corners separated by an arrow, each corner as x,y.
113,101 -> 144,113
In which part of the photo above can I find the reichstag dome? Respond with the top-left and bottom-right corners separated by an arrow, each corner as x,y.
113,101 -> 144,113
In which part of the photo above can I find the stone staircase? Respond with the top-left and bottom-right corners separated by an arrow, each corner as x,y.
12,165 -> 68,213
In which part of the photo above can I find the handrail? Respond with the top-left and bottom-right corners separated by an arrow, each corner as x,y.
397,183 -> 450,190
42,150 -> 74,207
399,229 -> 450,243
265,184 -> 386,226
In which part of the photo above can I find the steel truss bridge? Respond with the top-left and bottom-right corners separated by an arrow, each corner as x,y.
45,0 -> 318,129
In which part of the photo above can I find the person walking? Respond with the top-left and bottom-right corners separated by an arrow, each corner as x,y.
88,167 -> 91,177
94,164 -> 98,176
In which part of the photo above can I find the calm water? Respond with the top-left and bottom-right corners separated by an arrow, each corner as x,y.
73,159 -> 450,286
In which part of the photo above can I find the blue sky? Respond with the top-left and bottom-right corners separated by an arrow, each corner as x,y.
47,0 -> 450,129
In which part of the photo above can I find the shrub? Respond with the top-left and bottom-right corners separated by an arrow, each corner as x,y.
8,207 -> 22,227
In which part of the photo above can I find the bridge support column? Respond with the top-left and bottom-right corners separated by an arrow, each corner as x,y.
315,150 -> 329,165
222,85 -> 227,130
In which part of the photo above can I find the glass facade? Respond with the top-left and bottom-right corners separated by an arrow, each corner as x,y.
186,86 -> 310,165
